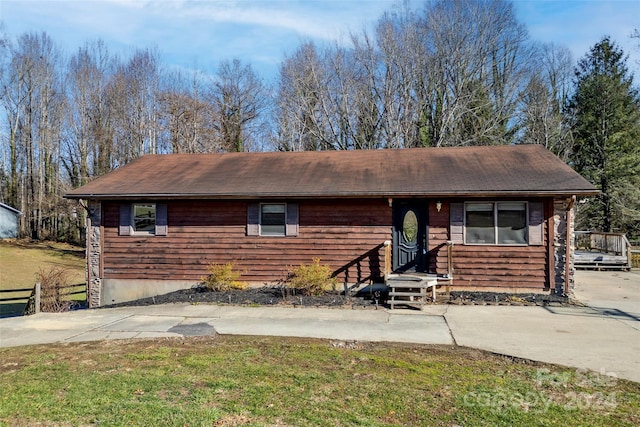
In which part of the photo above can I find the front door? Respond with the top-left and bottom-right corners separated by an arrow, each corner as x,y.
392,202 -> 428,273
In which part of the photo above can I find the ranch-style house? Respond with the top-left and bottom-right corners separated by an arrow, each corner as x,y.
65,145 -> 597,307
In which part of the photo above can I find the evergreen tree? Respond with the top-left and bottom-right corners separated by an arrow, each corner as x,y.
568,37 -> 640,237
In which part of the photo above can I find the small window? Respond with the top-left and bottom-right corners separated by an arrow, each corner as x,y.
247,203 -> 298,237
465,202 -> 527,245
133,203 -> 156,234
260,204 -> 286,236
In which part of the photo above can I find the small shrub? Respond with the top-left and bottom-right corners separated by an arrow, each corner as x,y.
201,263 -> 247,291
288,258 -> 337,296
36,267 -> 73,312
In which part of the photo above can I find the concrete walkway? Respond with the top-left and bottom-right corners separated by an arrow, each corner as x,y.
1,270 -> 638,383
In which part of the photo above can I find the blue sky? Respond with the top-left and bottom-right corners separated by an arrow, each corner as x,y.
1,0 -> 639,83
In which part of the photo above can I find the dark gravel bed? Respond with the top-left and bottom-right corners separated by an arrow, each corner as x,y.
104,286 -> 382,309
446,291 -> 571,306
104,285 -> 572,309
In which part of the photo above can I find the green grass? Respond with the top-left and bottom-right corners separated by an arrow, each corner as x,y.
1,336 -> 638,426
0,240 -> 85,316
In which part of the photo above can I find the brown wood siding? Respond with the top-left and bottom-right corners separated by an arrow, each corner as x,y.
429,200 -> 549,290
101,199 -> 391,284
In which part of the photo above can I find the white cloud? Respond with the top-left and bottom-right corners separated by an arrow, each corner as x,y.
142,0 -> 389,42
3,0 -> 638,83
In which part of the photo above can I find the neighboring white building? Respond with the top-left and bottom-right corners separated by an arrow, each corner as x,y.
0,203 -> 21,239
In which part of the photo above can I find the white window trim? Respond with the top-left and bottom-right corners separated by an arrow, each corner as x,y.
463,201 -> 529,246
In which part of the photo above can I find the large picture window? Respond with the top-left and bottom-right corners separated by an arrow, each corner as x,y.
465,202 -> 527,245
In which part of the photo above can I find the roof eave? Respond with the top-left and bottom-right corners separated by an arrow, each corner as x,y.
64,189 -> 599,200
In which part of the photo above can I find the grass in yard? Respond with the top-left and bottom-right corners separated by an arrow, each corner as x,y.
0,336 -> 638,426
0,240 -> 85,316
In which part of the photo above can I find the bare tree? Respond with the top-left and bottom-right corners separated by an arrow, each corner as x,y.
273,42 -> 325,151
210,59 -> 267,152
373,5 -> 430,148
0,27 -> 27,209
274,41 -> 376,151
63,40 -> 114,187
517,43 -> 573,160
308,43 -> 370,150
350,33 -> 384,149
275,0 -> 531,151
422,0 -> 530,146
158,69 -> 219,153
109,48 -> 161,166
1,32 -> 64,238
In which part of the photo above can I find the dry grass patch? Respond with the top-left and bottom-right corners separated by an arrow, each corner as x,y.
0,240 -> 84,316
0,240 -> 84,291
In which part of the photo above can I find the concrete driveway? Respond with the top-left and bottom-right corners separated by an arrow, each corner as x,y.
442,270 -> 640,383
573,269 -> 640,321
1,270 -> 638,383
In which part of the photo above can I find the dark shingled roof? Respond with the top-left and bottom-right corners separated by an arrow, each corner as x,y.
64,145 -> 597,200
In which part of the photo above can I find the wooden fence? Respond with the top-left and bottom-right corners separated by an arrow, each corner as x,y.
0,283 -> 86,316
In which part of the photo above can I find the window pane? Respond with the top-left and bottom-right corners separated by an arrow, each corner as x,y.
497,202 -> 526,244
466,203 -> 495,244
466,203 -> 494,212
262,204 -> 285,214
133,204 -> 156,233
402,210 -> 418,244
261,204 -> 285,236
261,224 -> 285,235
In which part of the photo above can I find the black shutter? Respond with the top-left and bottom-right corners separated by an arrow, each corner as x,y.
119,204 -> 131,236
450,202 -> 464,244
156,203 -> 168,236
286,203 -> 299,236
528,202 -> 544,245
247,203 -> 260,236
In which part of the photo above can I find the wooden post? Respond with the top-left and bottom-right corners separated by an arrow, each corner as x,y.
446,241 -> 453,295
383,240 -> 391,278
446,241 -> 453,278
546,199 -> 555,292
34,282 -> 41,314
623,234 -> 633,270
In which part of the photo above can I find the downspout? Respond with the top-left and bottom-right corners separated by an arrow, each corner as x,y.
564,196 -> 576,296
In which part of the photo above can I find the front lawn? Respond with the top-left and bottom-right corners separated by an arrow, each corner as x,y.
1,336 -> 638,426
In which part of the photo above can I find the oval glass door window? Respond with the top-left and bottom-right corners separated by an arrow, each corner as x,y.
402,210 -> 418,244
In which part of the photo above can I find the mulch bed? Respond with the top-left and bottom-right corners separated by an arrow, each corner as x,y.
104,285 -> 572,309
